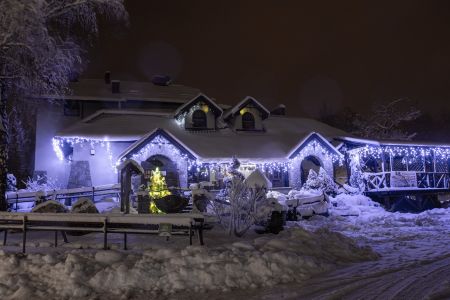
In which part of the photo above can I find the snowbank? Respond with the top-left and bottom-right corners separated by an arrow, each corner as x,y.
0,227 -> 377,298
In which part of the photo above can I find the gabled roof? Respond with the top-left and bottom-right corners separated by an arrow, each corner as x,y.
223,96 -> 271,120
174,93 -> 223,118
118,128 -> 197,161
288,132 -> 343,159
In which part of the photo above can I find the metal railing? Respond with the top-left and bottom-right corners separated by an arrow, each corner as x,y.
5,184 -> 121,211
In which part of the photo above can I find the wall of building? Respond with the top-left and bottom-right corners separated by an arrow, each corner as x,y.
34,101 -> 81,188
70,141 -> 132,187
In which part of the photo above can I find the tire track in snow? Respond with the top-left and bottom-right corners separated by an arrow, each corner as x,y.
288,255 -> 450,300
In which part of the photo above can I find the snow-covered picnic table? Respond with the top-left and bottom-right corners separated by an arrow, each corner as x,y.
0,212 -> 205,253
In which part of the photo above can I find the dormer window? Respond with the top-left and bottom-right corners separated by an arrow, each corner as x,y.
223,96 -> 270,132
192,109 -> 207,128
242,112 -> 255,130
174,94 -> 223,131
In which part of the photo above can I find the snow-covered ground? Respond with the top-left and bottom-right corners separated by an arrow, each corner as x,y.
191,194 -> 450,300
1,195 -> 449,299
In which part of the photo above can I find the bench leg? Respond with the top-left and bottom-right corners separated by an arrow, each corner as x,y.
22,230 -> 26,254
3,229 -> 7,246
123,233 -> 127,250
61,231 -> 69,243
189,225 -> 193,246
54,231 -> 58,247
197,227 -> 204,246
103,219 -> 108,250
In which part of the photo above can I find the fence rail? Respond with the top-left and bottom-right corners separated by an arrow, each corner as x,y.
5,184 -> 121,210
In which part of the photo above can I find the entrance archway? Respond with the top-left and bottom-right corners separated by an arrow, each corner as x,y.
142,155 -> 180,188
301,155 -> 322,184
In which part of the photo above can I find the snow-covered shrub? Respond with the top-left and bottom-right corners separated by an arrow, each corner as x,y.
349,154 -> 365,193
212,177 -> 268,237
302,168 -> 337,195
22,175 -> 61,192
266,190 -> 287,205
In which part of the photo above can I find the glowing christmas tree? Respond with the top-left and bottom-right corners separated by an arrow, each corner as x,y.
148,167 -> 171,213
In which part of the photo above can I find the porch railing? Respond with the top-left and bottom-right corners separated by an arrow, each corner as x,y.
364,171 -> 450,192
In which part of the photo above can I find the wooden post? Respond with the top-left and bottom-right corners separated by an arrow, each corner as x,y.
123,233 -> 127,250
54,231 -> 58,247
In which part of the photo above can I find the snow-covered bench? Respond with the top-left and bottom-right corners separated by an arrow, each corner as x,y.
0,212 -> 205,253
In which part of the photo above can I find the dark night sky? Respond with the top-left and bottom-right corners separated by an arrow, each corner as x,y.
86,0 -> 450,118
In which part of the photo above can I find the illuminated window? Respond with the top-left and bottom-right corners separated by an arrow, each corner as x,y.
192,109 -> 207,128
242,112 -> 255,130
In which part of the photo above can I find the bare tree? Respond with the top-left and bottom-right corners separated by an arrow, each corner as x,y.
0,0 -> 127,210
352,98 -> 421,141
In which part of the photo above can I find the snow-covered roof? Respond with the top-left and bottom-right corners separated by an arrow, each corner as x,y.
337,136 -> 450,148
222,96 -> 270,120
116,159 -> 145,174
56,111 -> 348,161
174,93 -> 223,117
44,78 -> 201,103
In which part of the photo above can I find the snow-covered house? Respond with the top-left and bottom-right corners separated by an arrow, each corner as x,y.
42,76 -> 346,190
40,76 -> 450,202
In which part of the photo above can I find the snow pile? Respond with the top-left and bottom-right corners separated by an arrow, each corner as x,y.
329,193 -> 384,217
266,190 -> 287,205
0,228 -> 377,298
244,169 -> 272,189
71,198 -> 99,214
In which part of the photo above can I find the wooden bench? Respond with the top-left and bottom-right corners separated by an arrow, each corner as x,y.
0,212 -> 205,253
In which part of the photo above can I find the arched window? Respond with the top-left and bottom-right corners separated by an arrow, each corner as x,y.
242,112 -> 255,130
192,109 -> 207,128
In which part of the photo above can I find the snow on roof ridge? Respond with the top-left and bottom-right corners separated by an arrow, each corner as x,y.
118,128 -> 198,161
223,96 -> 271,120
174,93 -> 223,117
338,136 -> 450,148
287,131 -> 343,158
81,109 -> 172,123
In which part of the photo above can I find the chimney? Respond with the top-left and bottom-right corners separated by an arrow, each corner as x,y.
271,104 -> 286,116
152,75 -> 171,86
104,71 -> 111,84
111,80 -> 120,93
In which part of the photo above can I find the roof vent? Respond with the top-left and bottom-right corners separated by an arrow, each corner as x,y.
104,71 -> 111,84
152,75 -> 171,86
271,104 -> 286,116
111,80 -> 120,93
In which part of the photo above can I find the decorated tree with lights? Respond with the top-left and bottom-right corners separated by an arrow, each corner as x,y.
148,167 -> 171,213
